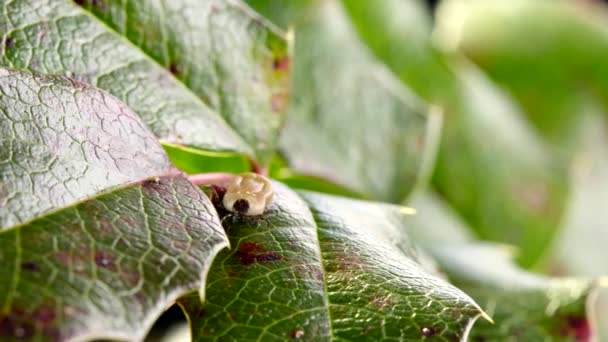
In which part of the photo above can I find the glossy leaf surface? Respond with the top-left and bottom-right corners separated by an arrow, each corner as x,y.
180,185 -> 484,341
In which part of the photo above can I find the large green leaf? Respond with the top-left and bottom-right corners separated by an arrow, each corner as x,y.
432,63 -> 569,268
0,68 -> 228,340
180,184 -> 485,341
278,0 -> 438,202
0,0 -> 288,163
407,192 -> 598,341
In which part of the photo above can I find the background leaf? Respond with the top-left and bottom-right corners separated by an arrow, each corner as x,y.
181,183 -> 485,341
432,63 -> 569,268
0,67 -> 228,340
407,192 -> 598,341
276,0 -> 439,202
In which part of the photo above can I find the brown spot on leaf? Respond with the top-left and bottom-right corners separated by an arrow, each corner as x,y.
21,261 -> 40,272
236,242 -> 282,265
94,250 -> 113,268
0,306 -> 63,341
4,36 -> 15,51
0,318 -> 34,340
421,326 -> 436,337
168,63 -> 182,76
32,307 -> 56,324
273,56 -> 290,71
73,0 -> 85,5
290,328 -> 305,339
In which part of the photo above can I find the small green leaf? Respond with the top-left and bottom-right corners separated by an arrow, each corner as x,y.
279,0 -> 437,202
180,184 -> 485,340
0,67 -> 228,340
407,192 -> 598,341
163,143 -> 251,175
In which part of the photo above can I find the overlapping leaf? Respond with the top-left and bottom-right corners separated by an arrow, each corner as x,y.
0,68 -> 228,340
76,0 -> 289,163
0,0 -> 289,163
180,183 -> 485,341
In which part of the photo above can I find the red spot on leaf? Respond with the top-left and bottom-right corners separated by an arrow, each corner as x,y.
94,250 -> 113,269
273,56 -> 290,71
32,307 -> 56,324
561,316 -> 591,342
236,242 -> 282,265
0,306 -> 59,341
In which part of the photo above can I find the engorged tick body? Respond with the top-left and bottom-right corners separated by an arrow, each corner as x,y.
222,173 -> 273,216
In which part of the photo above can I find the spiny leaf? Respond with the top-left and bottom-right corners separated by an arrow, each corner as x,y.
0,67 -> 228,340
180,184 -> 485,341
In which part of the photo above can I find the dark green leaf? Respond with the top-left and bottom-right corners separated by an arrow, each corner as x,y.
407,192 -> 598,341
280,0 -> 438,202
180,184 -> 485,341
0,67 -> 228,340
0,0 -> 289,163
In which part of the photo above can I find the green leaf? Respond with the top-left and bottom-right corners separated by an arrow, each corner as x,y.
0,0 -> 289,163
432,63 -> 569,268
407,192 -> 598,341
0,67 -> 228,340
279,0 -> 438,202
180,184 -> 485,341
342,0 -> 458,103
